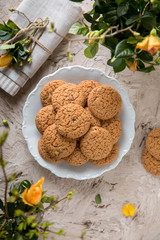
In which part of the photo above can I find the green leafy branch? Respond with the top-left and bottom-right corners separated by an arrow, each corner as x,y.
66,0 -> 160,73
0,120 -> 86,240
0,9 -> 49,67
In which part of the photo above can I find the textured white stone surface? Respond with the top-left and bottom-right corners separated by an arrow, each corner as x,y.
0,1 -> 160,240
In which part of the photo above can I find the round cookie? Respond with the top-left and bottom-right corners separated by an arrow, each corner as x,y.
38,137 -> 62,163
35,105 -> 56,134
80,126 -> 113,160
146,129 -> 160,160
52,83 -> 86,111
43,124 -> 76,158
40,80 -> 66,106
55,104 -> 91,139
142,148 -> 160,176
78,80 -> 101,99
102,117 -> 122,144
85,107 -> 101,127
64,147 -> 88,166
90,143 -> 119,166
88,85 -> 122,120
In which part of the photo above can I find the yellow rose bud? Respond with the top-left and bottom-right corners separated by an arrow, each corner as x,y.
0,54 -> 13,67
136,35 -> 160,55
122,203 -> 135,217
21,177 -> 44,206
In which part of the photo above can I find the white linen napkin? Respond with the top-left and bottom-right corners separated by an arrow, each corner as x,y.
0,0 -> 82,96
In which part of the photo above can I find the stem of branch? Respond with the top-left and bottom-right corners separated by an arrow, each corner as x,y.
142,1 -> 150,16
0,218 -> 6,231
0,147 -> 8,219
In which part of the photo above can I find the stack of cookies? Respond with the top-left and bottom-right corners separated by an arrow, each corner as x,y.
142,129 -> 160,176
36,79 -> 122,166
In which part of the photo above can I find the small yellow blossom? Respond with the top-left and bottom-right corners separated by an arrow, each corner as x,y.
21,177 -> 44,206
136,35 -> 160,55
122,203 -> 135,217
0,54 -> 13,67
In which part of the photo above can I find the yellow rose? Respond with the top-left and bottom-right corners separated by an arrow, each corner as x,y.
122,203 -> 135,217
21,177 -> 44,206
0,54 -> 13,67
136,35 -> 160,55
126,59 -> 137,72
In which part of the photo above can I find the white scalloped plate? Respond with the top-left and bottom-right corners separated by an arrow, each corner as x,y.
22,66 -> 135,180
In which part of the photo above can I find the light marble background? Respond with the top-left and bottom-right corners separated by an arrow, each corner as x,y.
0,1 -> 160,240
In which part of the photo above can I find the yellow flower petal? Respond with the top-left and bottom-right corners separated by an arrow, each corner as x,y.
21,177 -> 44,206
0,54 -> 13,67
34,177 -> 44,188
136,37 -> 149,51
21,189 -> 34,206
122,203 -> 135,217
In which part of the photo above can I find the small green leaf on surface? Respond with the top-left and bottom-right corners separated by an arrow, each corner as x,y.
95,194 -> 102,204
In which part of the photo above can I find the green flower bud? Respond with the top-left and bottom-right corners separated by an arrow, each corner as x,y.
9,8 -> 15,12
27,56 -> 32,64
26,216 -> 36,225
2,120 -> 9,127
150,28 -> 157,36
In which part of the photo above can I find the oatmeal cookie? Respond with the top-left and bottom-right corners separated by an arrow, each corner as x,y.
64,146 -> 88,166
55,104 -> 91,139
146,129 -> 160,160
102,117 -> 122,144
85,107 -> 101,127
88,85 -> 122,120
38,137 -> 62,163
40,80 -> 66,106
142,148 -> 160,176
80,126 -> 113,160
90,143 -> 119,166
52,83 -> 86,111
35,105 -> 56,134
43,124 -> 76,158
78,80 -> 101,99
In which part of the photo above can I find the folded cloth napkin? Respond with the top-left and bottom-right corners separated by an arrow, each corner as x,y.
0,0 -> 82,96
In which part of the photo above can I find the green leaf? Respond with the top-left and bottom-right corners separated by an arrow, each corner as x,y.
126,15 -> 139,25
127,37 -> 138,44
0,199 -> 4,211
95,194 -> 102,204
117,2 -> 129,17
6,20 -> 19,31
84,42 -> 99,58
116,0 -> 124,5
0,33 -> 12,41
0,30 -> 8,36
13,233 -> 24,240
137,51 -> 153,62
137,59 -> 145,69
115,40 -> 134,58
104,9 -> 118,24
108,58 -> 126,72
20,180 -> 31,191
56,228 -> 65,236
138,65 -> 155,73
7,202 -> 15,217
84,13 -> 95,23
113,61 -> 126,72
141,13 -> 157,31
69,22 -> 83,34
103,36 -> 118,51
